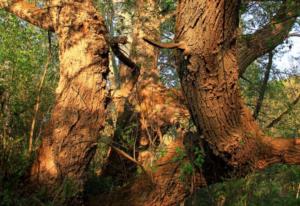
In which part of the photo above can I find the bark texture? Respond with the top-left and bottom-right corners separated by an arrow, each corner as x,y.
0,0 -> 53,30
99,1 -> 300,205
175,0 -> 300,173
2,1 -> 112,201
99,0 -> 196,205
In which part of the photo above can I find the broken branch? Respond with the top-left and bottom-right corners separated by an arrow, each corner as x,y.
109,36 -> 140,78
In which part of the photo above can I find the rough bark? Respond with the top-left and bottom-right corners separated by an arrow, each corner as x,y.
0,0 -> 53,30
2,0 -> 110,202
30,0 -> 109,191
175,0 -> 300,173
98,0 -> 196,205
128,0 -> 189,156
91,131 -> 206,206
100,1 -> 300,205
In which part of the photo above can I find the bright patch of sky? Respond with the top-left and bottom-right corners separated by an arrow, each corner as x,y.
275,36 -> 300,73
242,3 -> 300,77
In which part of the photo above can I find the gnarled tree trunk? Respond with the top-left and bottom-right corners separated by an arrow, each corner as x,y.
0,0 -> 110,201
176,0 -> 300,174
30,0 -> 109,191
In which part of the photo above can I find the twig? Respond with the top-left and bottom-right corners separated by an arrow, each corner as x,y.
266,94 -> 300,128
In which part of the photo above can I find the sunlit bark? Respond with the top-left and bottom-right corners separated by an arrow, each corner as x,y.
176,0 -> 300,173
0,0 -> 53,30
100,0 -> 195,205
2,0 -> 110,203
30,0 -> 109,196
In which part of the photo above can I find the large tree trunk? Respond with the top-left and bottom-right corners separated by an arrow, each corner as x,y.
175,0 -> 300,173
27,0 -> 110,200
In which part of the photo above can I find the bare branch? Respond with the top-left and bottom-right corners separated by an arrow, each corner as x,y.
143,37 -> 191,57
289,33 -> 300,37
109,36 -> 140,80
266,93 -> 300,128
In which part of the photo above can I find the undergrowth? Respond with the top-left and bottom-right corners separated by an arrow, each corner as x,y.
186,164 -> 300,206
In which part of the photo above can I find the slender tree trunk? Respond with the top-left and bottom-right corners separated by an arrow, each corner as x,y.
253,52 -> 273,119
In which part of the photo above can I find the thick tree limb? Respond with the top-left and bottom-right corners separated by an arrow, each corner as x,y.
257,136 -> 300,170
238,0 -> 299,76
0,0 -> 53,30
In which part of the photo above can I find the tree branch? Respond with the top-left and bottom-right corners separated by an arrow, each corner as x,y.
109,36 -> 140,81
238,0 -> 299,76
289,33 -> 300,38
266,93 -> 300,128
256,136 -> 300,169
143,37 -> 190,56
1,0 -> 53,30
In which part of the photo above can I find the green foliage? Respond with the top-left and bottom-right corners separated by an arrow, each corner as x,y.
173,147 -> 186,162
179,162 -> 194,182
0,137 -> 32,206
241,1 -> 281,34
86,176 -> 114,195
193,146 -> 204,169
186,164 -> 300,206
160,0 -> 176,12
0,10 -> 58,206
240,52 -> 300,138
0,10 -> 58,144
172,146 -> 204,182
